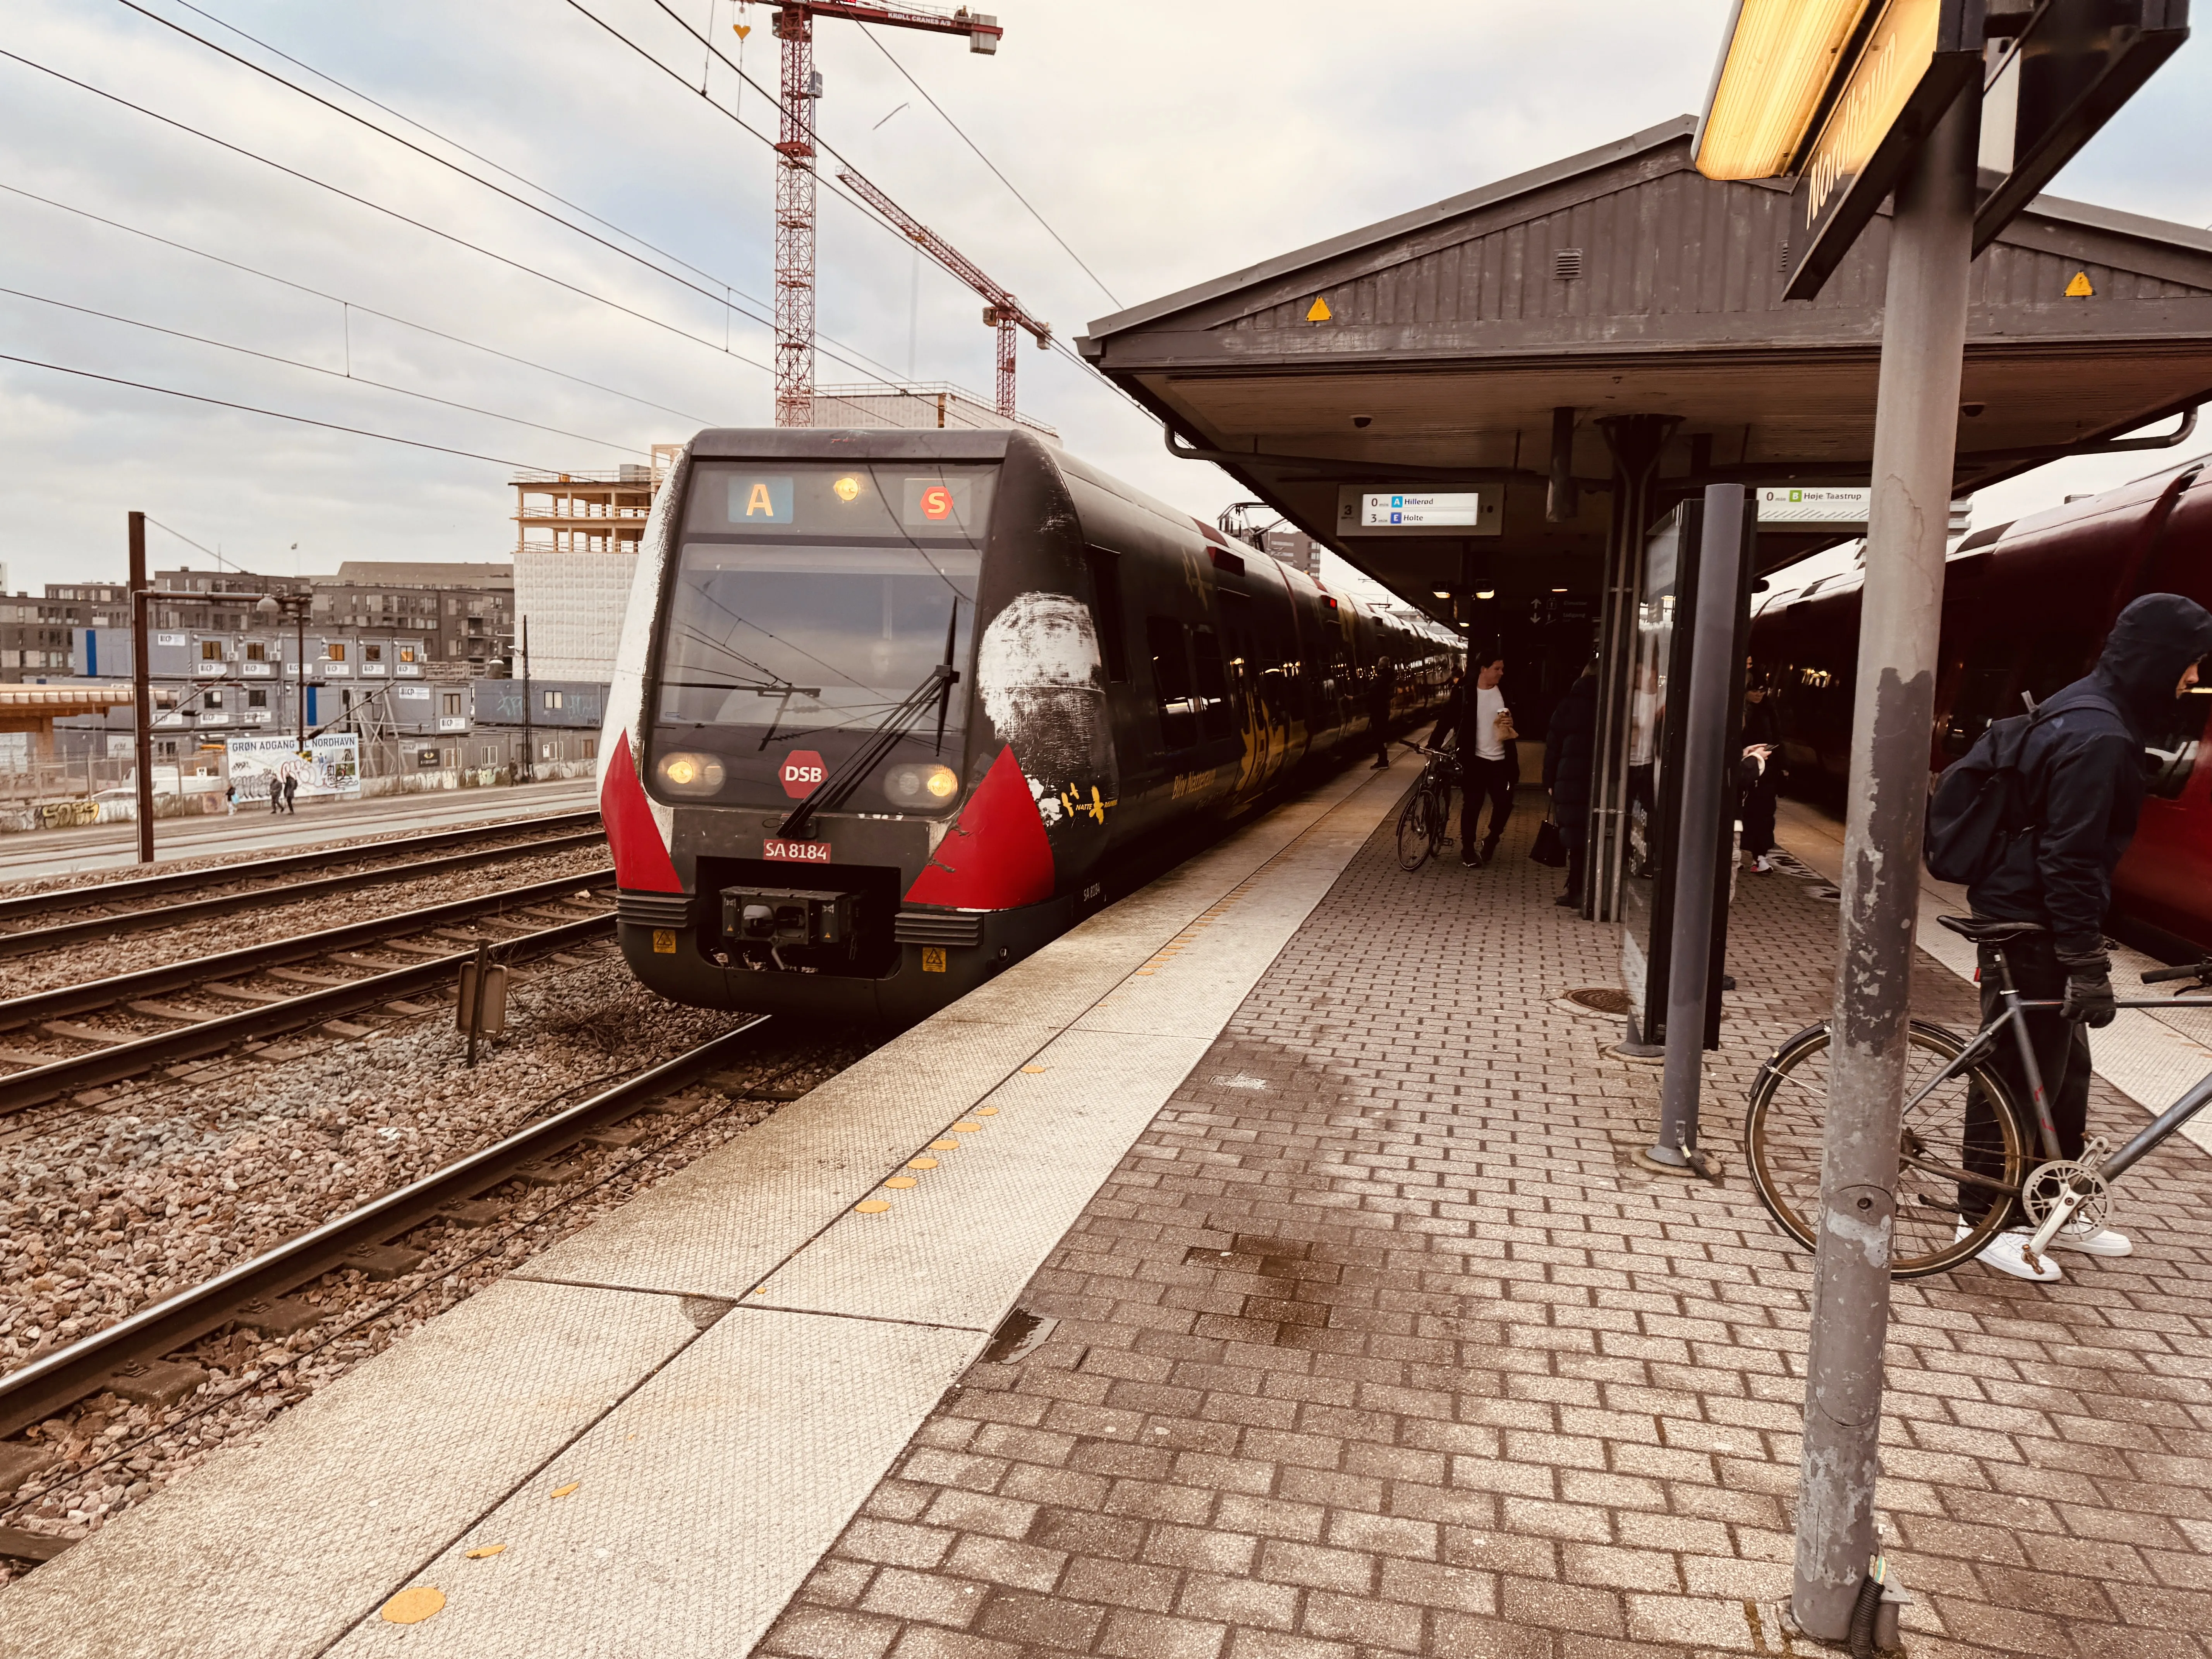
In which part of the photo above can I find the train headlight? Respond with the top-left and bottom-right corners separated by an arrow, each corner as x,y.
884,763 -> 959,806
657,751 -> 726,796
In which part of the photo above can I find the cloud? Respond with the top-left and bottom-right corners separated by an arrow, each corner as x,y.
2,0 -> 2205,594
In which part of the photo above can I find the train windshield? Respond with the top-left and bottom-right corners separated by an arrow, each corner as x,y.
650,462 -> 993,812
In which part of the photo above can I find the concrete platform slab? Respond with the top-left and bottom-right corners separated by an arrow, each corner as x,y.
325,1306 -> 978,1659
0,1280 -> 698,1659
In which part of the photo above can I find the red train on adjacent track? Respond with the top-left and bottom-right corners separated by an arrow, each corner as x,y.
1750,453 -> 2212,955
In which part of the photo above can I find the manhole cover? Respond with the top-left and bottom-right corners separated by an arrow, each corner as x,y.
1562,987 -> 1631,1015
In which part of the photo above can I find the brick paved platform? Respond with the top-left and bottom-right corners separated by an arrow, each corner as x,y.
759,794 -> 2212,1659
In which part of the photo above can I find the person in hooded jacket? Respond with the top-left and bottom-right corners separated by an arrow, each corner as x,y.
1960,591 -> 2212,1281
1544,659 -> 1599,908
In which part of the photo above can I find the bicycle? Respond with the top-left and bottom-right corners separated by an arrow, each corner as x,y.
1743,914 -> 2212,1278
1395,744 -> 1459,871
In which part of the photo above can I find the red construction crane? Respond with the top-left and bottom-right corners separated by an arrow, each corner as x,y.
762,2 -> 1003,428
835,168 -> 1049,419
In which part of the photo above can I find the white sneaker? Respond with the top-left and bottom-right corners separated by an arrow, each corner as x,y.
2050,1225 -> 2133,1257
1958,1224 -> 2063,1282
1753,855 -> 1773,874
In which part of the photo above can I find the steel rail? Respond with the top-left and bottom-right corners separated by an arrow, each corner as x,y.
0,808 -> 601,925
0,910 -> 616,1114
0,1017 -> 771,1440
0,867 -> 614,1030
0,828 -> 607,959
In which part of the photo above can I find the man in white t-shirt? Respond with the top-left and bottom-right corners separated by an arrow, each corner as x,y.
1437,652 -> 1517,866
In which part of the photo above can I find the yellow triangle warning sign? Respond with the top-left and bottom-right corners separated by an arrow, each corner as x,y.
1306,296 -> 1332,322
2065,271 -> 2095,298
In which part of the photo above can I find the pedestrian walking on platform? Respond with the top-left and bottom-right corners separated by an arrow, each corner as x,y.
224,781 -> 235,817
268,773 -> 283,815
1368,657 -> 1395,769
1738,674 -> 1782,872
1432,651 -> 1516,865
1544,659 -> 1599,908
282,773 -> 298,816
1955,592 -> 2212,1281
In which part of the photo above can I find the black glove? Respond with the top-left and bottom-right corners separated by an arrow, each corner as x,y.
2057,950 -> 2117,1028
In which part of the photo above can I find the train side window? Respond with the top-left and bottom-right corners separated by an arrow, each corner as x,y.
2146,685 -> 2212,799
1084,547 -> 1129,683
2021,628 -> 2095,710
1192,625 -> 1232,742
1146,615 -> 1195,749
1943,635 -> 2020,756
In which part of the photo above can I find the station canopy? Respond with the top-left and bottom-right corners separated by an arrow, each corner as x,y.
1077,117 -> 2212,620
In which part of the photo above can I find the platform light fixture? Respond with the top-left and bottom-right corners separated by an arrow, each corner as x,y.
1475,589 -> 1496,599
1694,0 -> 1872,180
1432,589 -> 1451,598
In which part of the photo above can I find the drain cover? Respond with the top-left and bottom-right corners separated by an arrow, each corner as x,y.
1563,987 -> 1631,1015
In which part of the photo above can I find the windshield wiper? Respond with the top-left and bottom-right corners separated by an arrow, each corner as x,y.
780,602 -> 960,841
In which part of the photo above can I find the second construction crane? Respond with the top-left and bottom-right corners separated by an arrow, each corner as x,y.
764,2 -> 1003,427
836,170 -> 1051,419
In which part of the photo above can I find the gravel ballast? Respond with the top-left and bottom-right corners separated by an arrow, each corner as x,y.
0,951 -> 861,1573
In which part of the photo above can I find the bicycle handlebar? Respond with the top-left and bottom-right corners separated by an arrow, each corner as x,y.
2141,962 -> 2211,985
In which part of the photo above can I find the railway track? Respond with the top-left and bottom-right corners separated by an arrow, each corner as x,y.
0,1020 -> 779,1557
0,869 -> 619,1112
0,811 -> 603,958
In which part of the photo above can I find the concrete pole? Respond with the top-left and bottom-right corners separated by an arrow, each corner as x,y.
1791,87 -> 1978,1640
1646,484 -> 1744,1171
128,512 -> 155,866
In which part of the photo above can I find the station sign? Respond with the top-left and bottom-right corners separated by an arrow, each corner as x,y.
1335,486 -> 1501,538
1782,0 -> 1983,301
1756,486 -> 1873,526
1973,1 -> 2191,256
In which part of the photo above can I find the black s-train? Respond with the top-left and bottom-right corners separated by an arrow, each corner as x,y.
599,428 -> 1457,1022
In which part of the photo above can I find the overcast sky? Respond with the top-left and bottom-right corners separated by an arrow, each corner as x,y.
3,0 -> 2207,598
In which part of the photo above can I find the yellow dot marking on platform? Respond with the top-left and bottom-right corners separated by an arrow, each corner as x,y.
954,1120 -> 982,1132
884,1176 -> 917,1188
465,1544 -> 506,1559
1021,1065 -> 1047,1074
908,1157 -> 938,1169
930,1138 -> 960,1151
550,1482 -> 580,1499
975,1106 -> 998,1116
1306,295 -> 1332,321
856,1199 -> 891,1214
381,1587 -> 445,1625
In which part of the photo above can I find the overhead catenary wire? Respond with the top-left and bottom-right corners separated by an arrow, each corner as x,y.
857,25 -> 1123,308
0,46 -> 904,390
123,0 -> 916,391
0,284 -> 651,456
167,0 -> 753,307
0,353 -> 543,469
0,181 -> 725,429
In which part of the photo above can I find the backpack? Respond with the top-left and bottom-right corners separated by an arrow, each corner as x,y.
1924,707 -> 2047,885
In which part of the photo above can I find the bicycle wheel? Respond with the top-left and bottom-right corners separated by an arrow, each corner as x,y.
1743,1018 -> 2027,1278
1396,778 -> 1439,871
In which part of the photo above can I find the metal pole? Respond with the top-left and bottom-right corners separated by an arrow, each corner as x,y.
127,512 -> 155,865
295,603 -> 307,754
1646,484 -> 1744,1172
466,939 -> 489,1068
1791,86 -> 1978,1641
520,616 -> 534,785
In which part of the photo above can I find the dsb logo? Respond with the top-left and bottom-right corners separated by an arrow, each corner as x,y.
780,750 -> 826,799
